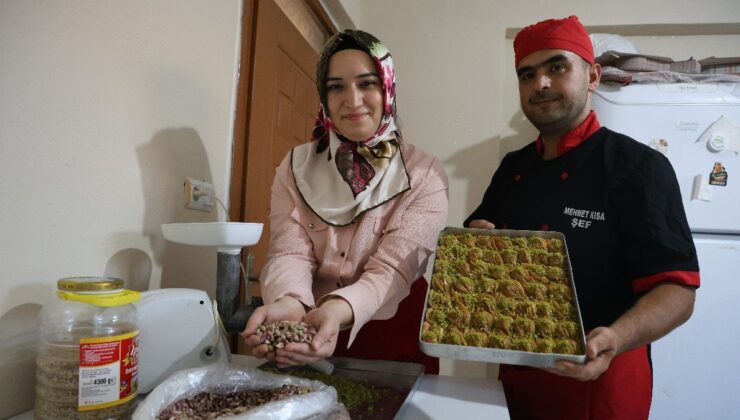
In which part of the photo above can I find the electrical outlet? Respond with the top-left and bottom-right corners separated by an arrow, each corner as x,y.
184,177 -> 215,212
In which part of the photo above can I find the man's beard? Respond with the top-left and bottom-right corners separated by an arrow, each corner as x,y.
523,90 -> 587,134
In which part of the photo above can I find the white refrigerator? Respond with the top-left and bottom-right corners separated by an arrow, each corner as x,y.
593,83 -> 740,420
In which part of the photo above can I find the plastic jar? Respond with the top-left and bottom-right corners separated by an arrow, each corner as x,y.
35,277 -> 140,420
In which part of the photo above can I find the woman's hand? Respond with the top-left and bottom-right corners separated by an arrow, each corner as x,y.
241,296 -> 306,360
272,298 -> 353,368
468,219 -> 496,230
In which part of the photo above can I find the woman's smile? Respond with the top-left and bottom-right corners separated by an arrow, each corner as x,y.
342,112 -> 370,121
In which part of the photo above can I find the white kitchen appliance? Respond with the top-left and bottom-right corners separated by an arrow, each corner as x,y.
134,288 -> 230,393
593,82 -> 740,420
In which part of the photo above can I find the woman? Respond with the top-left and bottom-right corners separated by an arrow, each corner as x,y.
241,29 -> 448,373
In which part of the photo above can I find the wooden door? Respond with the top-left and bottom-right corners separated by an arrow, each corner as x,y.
230,0 -> 330,294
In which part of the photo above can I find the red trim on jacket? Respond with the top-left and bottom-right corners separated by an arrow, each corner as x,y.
632,270 -> 701,294
536,111 -> 601,157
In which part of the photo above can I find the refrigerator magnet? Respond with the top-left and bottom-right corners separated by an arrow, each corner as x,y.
649,138 -> 669,155
709,162 -> 728,186
692,174 -> 713,201
707,134 -> 726,152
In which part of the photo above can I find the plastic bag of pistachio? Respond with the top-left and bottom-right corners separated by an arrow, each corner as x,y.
133,363 -> 338,419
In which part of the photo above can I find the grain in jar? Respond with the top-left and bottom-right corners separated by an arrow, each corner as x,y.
35,277 -> 140,420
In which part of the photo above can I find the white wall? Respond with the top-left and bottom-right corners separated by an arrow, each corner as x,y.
349,0 -> 740,378
0,1 -> 242,416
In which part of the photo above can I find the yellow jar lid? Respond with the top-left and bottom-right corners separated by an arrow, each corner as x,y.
57,277 -> 124,292
57,289 -> 141,307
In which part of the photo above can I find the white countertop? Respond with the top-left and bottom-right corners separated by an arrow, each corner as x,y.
398,374 -> 509,419
11,355 -> 510,419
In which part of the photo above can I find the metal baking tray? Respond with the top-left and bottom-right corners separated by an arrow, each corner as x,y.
260,357 -> 423,419
419,227 -> 587,369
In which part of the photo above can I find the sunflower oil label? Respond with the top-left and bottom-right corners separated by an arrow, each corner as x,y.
78,331 -> 139,410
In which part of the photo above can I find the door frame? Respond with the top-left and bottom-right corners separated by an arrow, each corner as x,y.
228,0 -> 337,302
229,0 -> 336,224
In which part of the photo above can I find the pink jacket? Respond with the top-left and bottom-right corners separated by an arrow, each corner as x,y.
260,143 -> 449,345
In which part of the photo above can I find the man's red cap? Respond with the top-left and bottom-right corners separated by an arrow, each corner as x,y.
513,15 -> 594,67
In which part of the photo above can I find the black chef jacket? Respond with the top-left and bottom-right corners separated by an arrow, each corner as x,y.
465,127 -> 700,331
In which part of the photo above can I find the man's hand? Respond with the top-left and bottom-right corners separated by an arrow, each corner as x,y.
546,283 -> 695,381
241,296 -> 306,360
468,219 -> 496,230
546,327 -> 618,381
272,297 -> 352,368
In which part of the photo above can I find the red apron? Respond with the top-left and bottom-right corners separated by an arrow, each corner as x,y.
500,345 -> 652,420
332,277 -> 439,374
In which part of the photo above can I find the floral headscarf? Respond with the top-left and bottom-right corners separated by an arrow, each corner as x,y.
290,29 -> 410,226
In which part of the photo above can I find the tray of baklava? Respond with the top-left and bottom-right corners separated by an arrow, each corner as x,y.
419,227 -> 587,368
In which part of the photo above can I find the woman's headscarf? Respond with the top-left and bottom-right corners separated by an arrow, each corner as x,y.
291,29 -> 410,226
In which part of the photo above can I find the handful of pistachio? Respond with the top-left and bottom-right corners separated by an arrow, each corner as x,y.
257,320 -> 317,352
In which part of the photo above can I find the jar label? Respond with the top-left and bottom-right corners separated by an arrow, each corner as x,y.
78,331 -> 139,410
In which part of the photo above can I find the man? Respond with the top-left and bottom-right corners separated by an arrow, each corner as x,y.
465,16 -> 700,420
